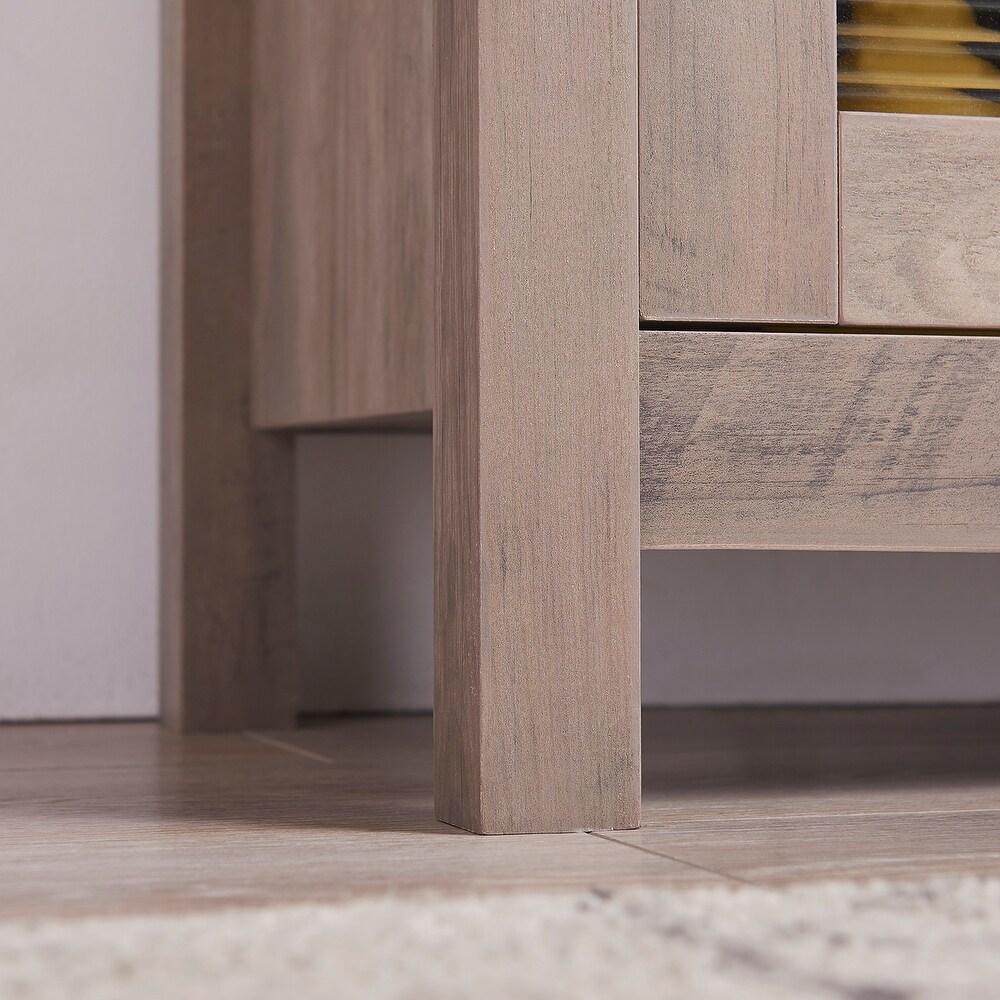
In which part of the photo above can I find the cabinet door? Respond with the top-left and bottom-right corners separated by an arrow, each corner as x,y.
639,0 -> 1000,329
638,1 -> 1000,552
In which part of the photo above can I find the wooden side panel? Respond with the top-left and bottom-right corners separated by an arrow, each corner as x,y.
161,0 -> 295,730
638,0 -> 838,323
840,111 -> 1000,328
252,0 -> 434,428
435,0 -> 641,833
640,331 -> 1000,552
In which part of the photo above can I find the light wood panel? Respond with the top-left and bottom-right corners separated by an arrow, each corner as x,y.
161,0 -> 295,731
434,0 -> 641,834
840,111 -> 1000,328
252,0 -> 434,428
640,331 -> 1000,551
639,0 -> 838,323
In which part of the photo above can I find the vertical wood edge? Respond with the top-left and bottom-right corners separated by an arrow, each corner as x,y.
160,0 -> 184,728
161,0 -> 297,731
837,111 -> 845,325
434,0 -> 484,833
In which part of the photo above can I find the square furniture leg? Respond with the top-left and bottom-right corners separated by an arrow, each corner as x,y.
161,0 -> 296,731
433,1 -> 641,834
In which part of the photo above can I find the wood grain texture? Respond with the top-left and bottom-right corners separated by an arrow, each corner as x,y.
638,0 -> 838,323
640,331 -> 1000,551
161,0 -> 295,731
840,111 -> 1000,328
435,0 -> 641,834
252,0 -> 434,428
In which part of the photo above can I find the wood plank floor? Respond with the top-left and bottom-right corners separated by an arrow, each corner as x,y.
2,707 -> 999,918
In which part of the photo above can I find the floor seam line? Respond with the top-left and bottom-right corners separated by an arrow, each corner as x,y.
587,831 -> 753,886
242,731 -> 336,764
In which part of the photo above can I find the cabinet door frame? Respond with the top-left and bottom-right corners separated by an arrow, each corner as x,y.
637,0 -> 1000,553
638,0 -> 839,324
639,0 -> 1000,331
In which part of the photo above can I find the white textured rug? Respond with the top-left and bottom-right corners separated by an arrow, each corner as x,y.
3,877 -> 999,1000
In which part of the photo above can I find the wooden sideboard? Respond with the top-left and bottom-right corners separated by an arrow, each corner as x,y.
162,0 -> 1000,833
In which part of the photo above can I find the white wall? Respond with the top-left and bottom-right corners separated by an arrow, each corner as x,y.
0,1 -> 158,719
3,3 -> 999,721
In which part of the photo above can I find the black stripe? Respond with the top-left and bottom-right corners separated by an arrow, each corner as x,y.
964,43 -> 1000,72
970,0 -> 1000,32
836,1 -> 857,26
960,86 -> 1000,102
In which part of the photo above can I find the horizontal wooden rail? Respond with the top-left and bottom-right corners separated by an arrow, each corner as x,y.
640,331 -> 1000,551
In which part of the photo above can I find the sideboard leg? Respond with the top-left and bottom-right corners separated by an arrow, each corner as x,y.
433,0 -> 641,834
160,0 -> 295,731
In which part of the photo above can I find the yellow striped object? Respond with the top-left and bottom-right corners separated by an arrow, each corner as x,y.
838,0 -> 1000,115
